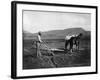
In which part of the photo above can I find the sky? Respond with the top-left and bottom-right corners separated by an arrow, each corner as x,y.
23,10 -> 91,33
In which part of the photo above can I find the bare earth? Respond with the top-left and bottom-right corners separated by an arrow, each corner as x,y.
23,39 -> 91,69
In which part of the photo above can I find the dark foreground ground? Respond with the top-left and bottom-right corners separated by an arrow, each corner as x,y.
23,39 -> 91,69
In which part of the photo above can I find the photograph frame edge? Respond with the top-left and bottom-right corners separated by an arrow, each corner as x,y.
11,1 -> 98,79
11,1 -> 17,79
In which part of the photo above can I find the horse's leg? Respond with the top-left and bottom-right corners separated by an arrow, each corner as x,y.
78,41 -> 79,50
75,42 -> 77,50
75,41 -> 77,50
65,40 -> 68,50
73,40 -> 76,51
76,41 -> 79,50
70,40 -> 73,53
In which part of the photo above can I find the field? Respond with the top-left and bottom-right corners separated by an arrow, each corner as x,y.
23,38 -> 91,69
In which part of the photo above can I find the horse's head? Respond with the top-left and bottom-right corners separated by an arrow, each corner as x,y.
77,33 -> 83,39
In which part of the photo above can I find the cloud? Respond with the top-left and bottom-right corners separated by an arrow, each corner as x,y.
23,10 -> 91,33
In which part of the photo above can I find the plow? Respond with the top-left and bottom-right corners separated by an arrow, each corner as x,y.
32,40 -> 83,57
38,41 -> 66,56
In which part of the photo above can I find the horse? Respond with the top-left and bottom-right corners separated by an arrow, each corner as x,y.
65,33 -> 83,52
73,33 -> 83,50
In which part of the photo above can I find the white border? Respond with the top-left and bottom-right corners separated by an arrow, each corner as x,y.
17,3 -> 96,77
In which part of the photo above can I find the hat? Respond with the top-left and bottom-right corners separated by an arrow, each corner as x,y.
38,31 -> 42,35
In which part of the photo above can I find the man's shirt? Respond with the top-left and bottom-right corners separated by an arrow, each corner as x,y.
37,35 -> 42,42
65,35 -> 72,40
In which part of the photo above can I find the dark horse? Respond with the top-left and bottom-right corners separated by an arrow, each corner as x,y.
73,33 -> 83,50
65,33 -> 83,52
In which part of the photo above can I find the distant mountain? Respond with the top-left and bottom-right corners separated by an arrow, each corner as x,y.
23,30 -> 33,39
23,28 -> 91,40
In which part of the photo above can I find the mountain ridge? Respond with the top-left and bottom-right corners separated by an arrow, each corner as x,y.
23,28 -> 90,39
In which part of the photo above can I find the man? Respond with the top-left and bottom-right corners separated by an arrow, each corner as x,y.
37,31 -> 43,58
69,34 -> 76,52
37,32 -> 42,43
65,34 -> 71,50
65,34 -> 76,52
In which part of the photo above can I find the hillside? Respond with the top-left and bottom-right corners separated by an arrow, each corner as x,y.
23,28 -> 90,40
